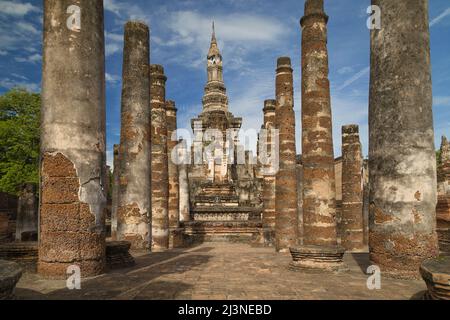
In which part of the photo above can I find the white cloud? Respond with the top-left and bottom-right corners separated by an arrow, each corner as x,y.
106,73 -> 121,84
434,96 -> 450,107
0,78 -> 39,92
337,66 -> 354,75
0,50 -> 7,56
430,8 -> 450,27
14,53 -> 41,64
106,43 -> 121,57
0,1 -> 40,16
104,0 -> 150,24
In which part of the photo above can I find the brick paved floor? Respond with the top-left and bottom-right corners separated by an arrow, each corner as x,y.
15,243 -> 427,300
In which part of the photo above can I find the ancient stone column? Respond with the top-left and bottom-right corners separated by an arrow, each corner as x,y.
150,65 -> 169,252
261,99 -> 276,245
369,0 -> 439,278
437,136 -> 450,254
178,139 -> 191,223
39,0 -> 106,278
166,100 -> 180,228
111,145 -> 120,240
16,183 -> 38,242
274,57 -> 298,252
341,125 -> 364,251
290,0 -> 345,272
117,21 -> 151,250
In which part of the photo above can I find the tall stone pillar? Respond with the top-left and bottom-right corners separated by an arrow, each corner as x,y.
437,136 -> 450,254
274,57 -> 298,252
341,125 -> 364,251
117,21 -> 151,250
16,183 -> 38,241
166,100 -> 180,228
150,65 -> 169,252
290,0 -> 345,272
178,139 -> 191,223
261,99 -> 276,245
111,145 -> 120,240
39,0 -> 106,278
369,0 -> 439,278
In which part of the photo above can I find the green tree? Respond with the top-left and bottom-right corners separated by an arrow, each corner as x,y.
0,88 -> 40,195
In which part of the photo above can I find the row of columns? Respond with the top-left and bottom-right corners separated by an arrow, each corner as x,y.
38,1 -> 181,278
261,0 -> 439,278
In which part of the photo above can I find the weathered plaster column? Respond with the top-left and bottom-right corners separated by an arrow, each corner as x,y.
150,65 -> 169,252
117,21 -> 151,250
341,125 -> 364,251
16,183 -> 38,241
369,0 -> 439,278
261,99 -> 276,245
274,57 -> 298,252
39,0 -> 106,278
166,100 -> 180,228
437,136 -> 450,254
111,144 -> 120,240
178,139 -> 191,223
290,0 -> 345,272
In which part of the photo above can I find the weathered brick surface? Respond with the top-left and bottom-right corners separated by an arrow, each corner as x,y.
151,65 -> 169,252
369,0 -> 439,279
274,57 -> 298,252
117,21 -> 151,250
166,100 -> 180,229
301,0 -> 338,247
39,0 -> 106,278
341,125 -> 364,251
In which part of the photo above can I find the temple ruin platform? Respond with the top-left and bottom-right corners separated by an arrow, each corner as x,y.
14,243 -> 426,300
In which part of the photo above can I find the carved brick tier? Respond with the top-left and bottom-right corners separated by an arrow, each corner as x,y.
105,241 -> 135,270
0,260 -> 22,300
0,242 -> 38,272
420,256 -> 450,300
289,245 -> 347,272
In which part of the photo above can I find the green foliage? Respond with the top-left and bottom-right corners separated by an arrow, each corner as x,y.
0,88 -> 40,195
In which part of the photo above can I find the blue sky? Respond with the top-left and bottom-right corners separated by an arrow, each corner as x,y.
0,0 -> 449,167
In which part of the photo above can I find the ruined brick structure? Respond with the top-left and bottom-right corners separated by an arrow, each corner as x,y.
290,0 -> 345,271
15,183 -> 38,242
341,125 -> 364,251
183,24 -> 262,243
369,0 -> 439,278
150,65 -> 170,251
178,139 -> 191,223
117,21 -> 151,250
39,0 -> 106,278
437,136 -> 450,254
274,57 -> 298,252
0,193 -> 17,243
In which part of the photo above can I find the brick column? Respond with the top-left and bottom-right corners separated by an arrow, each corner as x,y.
166,100 -> 180,228
261,99 -> 276,245
150,65 -> 169,252
178,139 -> 191,223
117,21 -> 151,250
39,0 -> 106,278
290,0 -> 345,272
341,125 -> 364,251
274,57 -> 298,252
437,136 -> 450,254
369,0 -> 439,278
111,144 -> 120,240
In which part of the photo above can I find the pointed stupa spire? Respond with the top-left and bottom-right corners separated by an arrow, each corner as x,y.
208,21 -> 220,57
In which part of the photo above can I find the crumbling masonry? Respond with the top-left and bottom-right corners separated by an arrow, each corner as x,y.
117,21 -> 151,250
39,0 -> 107,278
369,0 -> 439,278
150,65 -> 170,252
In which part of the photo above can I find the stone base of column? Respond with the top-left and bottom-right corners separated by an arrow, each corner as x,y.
0,260 -> 22,300
169,227 -> 185,249
437,229 -> 450,256
420,256 -> 450,300
106,241 -> 135,270
262,227 -> 275,247
289,245 -> 347,272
